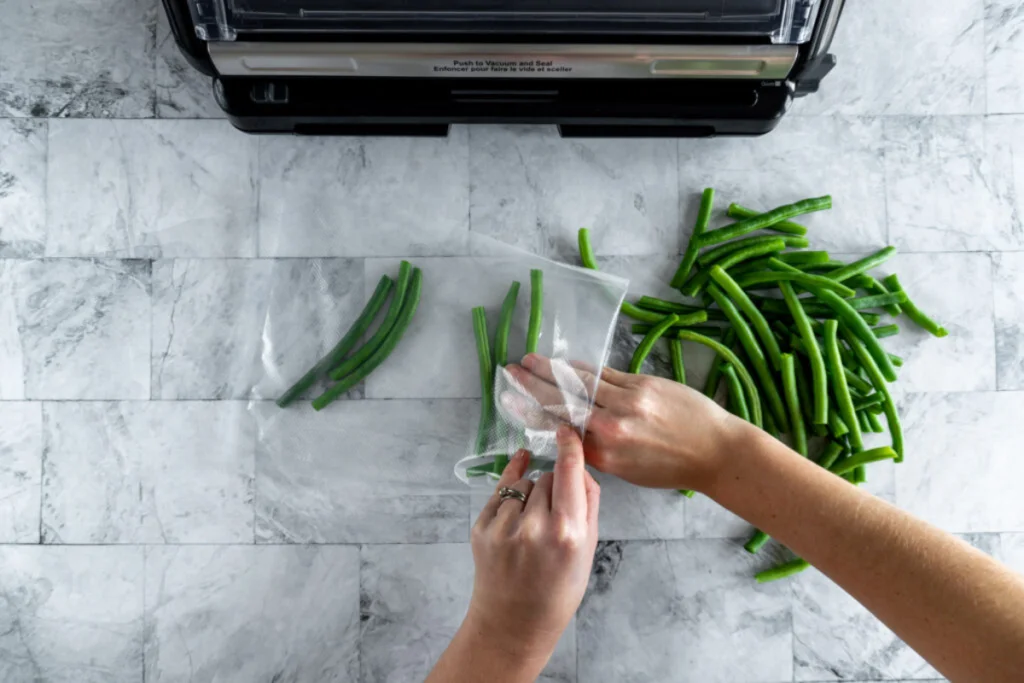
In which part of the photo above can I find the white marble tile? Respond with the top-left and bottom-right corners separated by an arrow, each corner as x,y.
46,120 -> 258,257
364,256 -> 622,402
0,402 -> 41,543
999,532 -> 1024,573
255,399 -> 470,544
679,116 -> 887,252
987,115 -> 1024,248
993,252 -> 1024,390
595,472 -> 686,541
0,546 -> 143,683
470,125 -> 679,260
577,539 -> 792,683
793,566 -> 939,681
897,391 -> 1024,533
145,545 -> 359,682
360,543 -> 577,683
6,259 -> 151,400
152,258 -> 365,400
0,119 -> 46,257
877,253 -> 996,392
154,10 -> 221,119
0,262 -> 26,399
797,0 -> 985,116
0,0 -> 155,118
42,401 -> 255,543
986,0 -> 1024,113
885,117 -> 1019,252
258,129 -> 470,257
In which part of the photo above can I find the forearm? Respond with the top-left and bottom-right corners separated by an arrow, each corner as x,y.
704,422 -> 1024,683
426,612 -> 556,683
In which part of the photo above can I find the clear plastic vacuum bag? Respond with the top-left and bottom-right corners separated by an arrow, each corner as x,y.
454,238 -> 628,485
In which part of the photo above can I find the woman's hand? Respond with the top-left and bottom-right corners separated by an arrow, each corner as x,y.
466,427 -> 600,669
505,354 -> 746,492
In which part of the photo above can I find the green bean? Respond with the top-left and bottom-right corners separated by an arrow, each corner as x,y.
781,353 -> 808,456
848,292 -> 907,311
276,274 -> 394,408
829,446 -> 897,475
817,440 -> 846,470
577,228 -> 657,324
710,266 -> 784,371
632,322 -> 722,337
703,328 -> 736,399
842,329 -> 904,462
701,196 -> 831,246
793,354 -> 825,436
857,275 -> 903,316
314,268 -> 423,410
721,365 -> 750,421
734,271 -> 856,298
630,314 -> 680,374
493,281 -> 521,367
827,246 -> 897,283
882,274 -> 949,338
777,251 -> 830,266
636,296 -> 707,316
780,282 -> 828,425
854,466 -> 867,484
526,269 -> 543,354
856,411 -> 871,433
681,239 -> 787,296
329,261 -> 413,381
804,260 -> 847,272
670,188 -> 716,288
789,334 -> 873,395
466,463 -> 499,478
827,405 -> 849,439
756,558 -> 810,583
823,319 -> 863,450
726,203 -> 809,236
668,338 -> 687,385
812,289 -> 899,382
864,409 -> 884,433
872,324 -> 900,339
852,393 -> 883,412
676,329 -> 762,427
470,307 -> 495,456
744,530 -> 770,554
697,235 -> 809,268
621,303 -> 677,323
706,285 -> 787,430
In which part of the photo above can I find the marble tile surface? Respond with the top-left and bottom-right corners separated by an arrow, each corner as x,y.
42,401 -> 255,544
679,116 -> 887,252
985,0 -> 1024,113
360,543 -> 576,683
578,539 -> 793,683
152,258 -> 365,400
885,117 -> 1019,252
0,0 -> 155,118
0,546 -> 144,683
2,258 -> 151,400
470,125 -> 680,260
993,252 -> 1024,390
0,402 -> 41,543
145,545 -> 359,682
46,120 -> 258,257
897,391 -> 1024,533
255,400 -> 471,544
0,119 -> 46,257
258,130 -> 470,257
154,10 -> 221,119
797,0 -> 985,116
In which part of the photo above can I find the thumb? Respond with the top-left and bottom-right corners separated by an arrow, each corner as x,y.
552,425 -> 587,518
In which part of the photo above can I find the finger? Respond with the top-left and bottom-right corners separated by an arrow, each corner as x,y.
525,471 -> 554,516
494,476 -> 535,528
596,364 -> 636,388
498,391 -> 565,432
477,450 -> 530,524
583,469 -> 601,530
551,425 -> 588,521
522,355 -> 623,408
504,364 -> 591,418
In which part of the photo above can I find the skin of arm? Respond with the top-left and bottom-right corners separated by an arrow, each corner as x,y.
503,355 -> 1024,683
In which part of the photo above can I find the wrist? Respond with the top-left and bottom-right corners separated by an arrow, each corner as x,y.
461,602 -> 560,668
696,415 -> 767,496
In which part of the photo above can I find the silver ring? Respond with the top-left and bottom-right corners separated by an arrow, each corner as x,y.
498,486 -> 528,504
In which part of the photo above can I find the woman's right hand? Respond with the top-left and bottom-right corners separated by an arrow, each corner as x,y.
504,354 -> 750,492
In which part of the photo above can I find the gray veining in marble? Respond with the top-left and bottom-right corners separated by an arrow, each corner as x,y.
145,545 -> 359,682
2,0 -> 1024,679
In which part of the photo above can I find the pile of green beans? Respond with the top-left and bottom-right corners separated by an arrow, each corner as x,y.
277,261 -> 424,411
578,187 -> 950,582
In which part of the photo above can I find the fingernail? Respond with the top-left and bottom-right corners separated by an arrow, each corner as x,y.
557,424 -> 572,441
513,449 -> 526,461
522,354 -> 536,369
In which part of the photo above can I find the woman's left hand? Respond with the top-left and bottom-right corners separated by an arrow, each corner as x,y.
466,427 -> 601,667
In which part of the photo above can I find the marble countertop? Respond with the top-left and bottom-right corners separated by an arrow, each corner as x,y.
1,0 -> 1023,681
